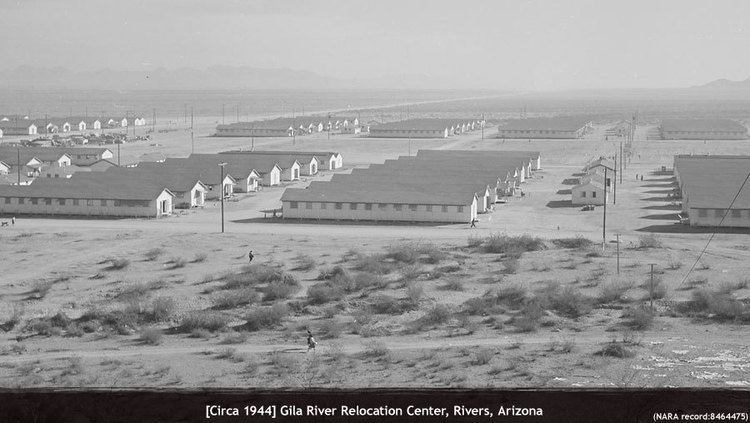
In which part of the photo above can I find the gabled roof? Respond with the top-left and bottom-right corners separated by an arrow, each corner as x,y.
370,119 -> 454,131
183,153 -> 277,176
0,172 -> 173,200
136,159 -> 238,185
498,117 -> 591,132
105,166 -> 208,193
219,151 -> 317,166
281,185 -> 477,206
675,156 -> 750,209
213,152 -> 298,170
0,147 -> 69,165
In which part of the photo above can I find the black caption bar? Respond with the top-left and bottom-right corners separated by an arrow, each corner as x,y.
0,389 -> 748,423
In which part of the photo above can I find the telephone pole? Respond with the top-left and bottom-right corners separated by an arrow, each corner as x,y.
218,163 -> 227,233
619,140 -> 623,183
152,108 -> 156,133
190,107 -> 194,154
602,167 -> 608,247
615,234 -> 621,275
481,113 -> 484,141
17,147 -> 20,184
613,155 -> 617,205
648,263 -> 656,309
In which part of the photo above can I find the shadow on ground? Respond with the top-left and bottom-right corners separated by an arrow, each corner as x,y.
636,224 -> 750,234
230,217 -> 449,227
642,204 -> 681,210
546,200 -> 579,208
640,213 -> 679,221
556,189 -> 572,195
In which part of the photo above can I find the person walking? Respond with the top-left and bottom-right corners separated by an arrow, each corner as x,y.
248,250 -> 254,263
307,330 -> 317,351
470,218 -> 477,228
11,216 -> 15,226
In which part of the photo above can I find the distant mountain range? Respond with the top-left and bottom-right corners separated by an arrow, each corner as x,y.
691,77 -> 750,91
0,66 -> 481,91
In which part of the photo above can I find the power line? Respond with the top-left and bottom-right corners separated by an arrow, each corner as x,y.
677,170 -> 750,287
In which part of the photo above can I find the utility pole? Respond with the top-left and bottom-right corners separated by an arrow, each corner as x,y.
613,155 -> 617,205
481,113 -> 484,141
152,108 -> 156,133
603,167 -> 608,247
327,114 -> 331,141
619,140 -> 623,183
190,107 -> 194,154
117,142 -> 121,166
17,147 -> 20,184
649,263 -> 656,310
292,109 -> 296,146
615,234 -> 621,275
219,162 -> 227,233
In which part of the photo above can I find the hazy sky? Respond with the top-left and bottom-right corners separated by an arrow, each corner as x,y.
2,0 -> 750,90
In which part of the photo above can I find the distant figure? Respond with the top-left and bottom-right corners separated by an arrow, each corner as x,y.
307,330 -> 317,351
11,217 -> 15,226
470,218 -> 477,228
640,175 -> 644,181
248,250 -> 254,263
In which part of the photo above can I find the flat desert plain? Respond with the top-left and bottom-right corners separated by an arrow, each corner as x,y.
1,122 -> 749,389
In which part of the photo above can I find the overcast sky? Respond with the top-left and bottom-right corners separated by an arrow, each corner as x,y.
1,0 -> 749,90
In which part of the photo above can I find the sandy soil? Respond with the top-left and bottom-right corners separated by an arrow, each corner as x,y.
1,122 -> 749,389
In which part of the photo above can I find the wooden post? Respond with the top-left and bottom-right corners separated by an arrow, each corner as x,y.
603,167 -> 608,247
649,263 -> 655,309
616,234 -> 620,275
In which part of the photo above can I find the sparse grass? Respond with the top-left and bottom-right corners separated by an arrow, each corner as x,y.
463,284 -> 527,316
599,278 -> 634,304
105,258 -> 130,271
473,233 -> 545,256
167,257 -> 187,269
512,299 -> 544,332
179,311 -> 230,333
623,306 -> 654,330
716,280 -> 749,295
317,318 -> 345,339
138,328 -> 163,345
441,279 -> 464,291
317,265 -> 348,280
369,295 -> 411,314
667,258 -> 683,270
413,304 -> 452,330
637,234 -> 663,250
221,265 -> 284,290
551,236 -> 593,250
530,261 -> 551,272
503,257 -> 520,274
144,248 -> 164,261
149,297 -> 177,322
361,340 -> 390,359
30,280 -> 53,299
472,348 -> 495,365
536,284 -> 592,319
212,288 -> 260,309
677,289 -> 749,322
385,242 -> 446,264
216,347 -> 245,363
245,303 -> 289,331
263,275 -> 301,301
191,253 -> 208,263
220,332 -> 248,345
116,283 -> 150,302
291,254 -> 316,271
1,304 -> 24,331
405,282 -> 424,306
399,264 -> 423,282
594,342 -> 635,358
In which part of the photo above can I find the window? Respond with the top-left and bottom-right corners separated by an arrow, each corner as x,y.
364,203 -> 372,211
18,198 -> 24,205
58,199 -> 66,206
320,202 -> 327,209
394,204 -> 403,211
100,200 -> 107,206
335,203 -> 342,210
44,198 -> 52,205
306,202 -> 312,209
30,198 -> 38,205
409,204 -> 417,211
592,191 -> 597,198
732,209 -> 742,218
350,203 -> 357,210
290,201 -> 298,209
426,205 -> 432,212
457,206 -> 464,212
715,209 -> 724,218
4,198 -> 10,204
87,199 -> 94,206
442,205 -> 448,212
698,209 -> 708,217
73,199 -> 79,206
581,191 -> 586,198
378,204 -> 387,210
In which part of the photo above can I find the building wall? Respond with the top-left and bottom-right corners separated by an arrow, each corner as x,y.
300,160 -> 318,176
260,168 -> 281,186
571,184 -> 608,205
282,199 -> 476,223
282,163 -> 301,181
498,129 -> 581,139
215,127 -> 291,137
369,128 -> 448,138
0,193 -> 172,218
688,208 -> 750,227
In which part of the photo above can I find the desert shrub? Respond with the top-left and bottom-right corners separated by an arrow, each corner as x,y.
594,342 -> 635,358
478,234 -> 545,255
212,288 -> 260,309
384,242 -> 446,265
676,289 -> 749,322
316,265 -> 348,280
30,280 -> 53,299
667,258 -> 683,270
179,311 -> 230,332
189,329 -> 213,339
417,304 -> 452,328
462,284 -> 527,316
191,253 -> 208,263
353,272 -> 387,290
351,254 -> 394,274
472,348 -> 495,365
317,318 -> 344,339
221,265 -> 284,290
1,304 -> 24,331
682,277 -> 708,290
106,258 -> 130,270
551,236 -> 593,249
530,261 -> 551,272
503,257 -> 520,274
307,283 -> 344,304
263,276 -> 301,302
116,283 -> 150,302
220,332 -> 248,344
167,257 -> 187,269
369,295 -> 411,314
405,282 -> 424,305
245,303 -> 289,331
442,279 -> 464,291
512,299 -> 544,332
139,328 -> 163,345
599,278 -> 634,303
149,297 -> 177,322
539,285 -> 592,318
216,347 -> 245,362
623,306 -> 654,330
467,235 -> 484,248
291,254 -> 316,271
144,248 -> 164,261
361,340 -> 390,359
399,264 -> 423,281
637,234 -> 663,249
716,280 -> 748,295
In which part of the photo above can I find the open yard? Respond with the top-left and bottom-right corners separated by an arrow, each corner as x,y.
1,122 -> 749,389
